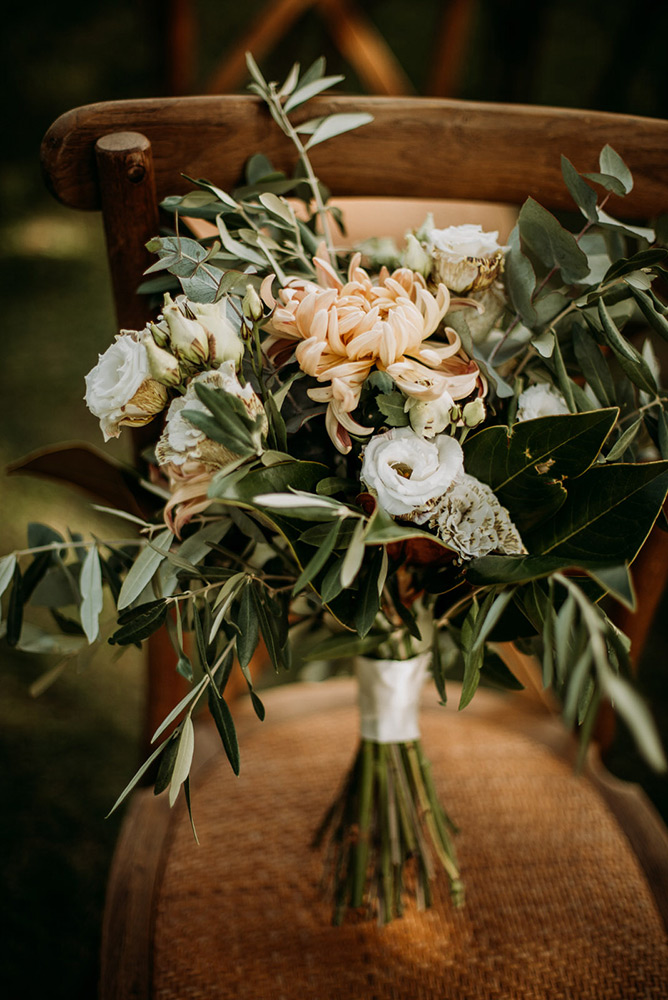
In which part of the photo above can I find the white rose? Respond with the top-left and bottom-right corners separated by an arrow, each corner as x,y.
405,390 -> 455,438
516,384 -> 569,422
419,472 -> 524,559
84,332 -> 167,441
189,299 -> 245,367
156,362 -> 265,468
360,427 -> 463,516
426,224 -> 505,294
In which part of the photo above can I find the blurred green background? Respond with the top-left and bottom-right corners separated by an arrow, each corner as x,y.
2,1 -> 668,997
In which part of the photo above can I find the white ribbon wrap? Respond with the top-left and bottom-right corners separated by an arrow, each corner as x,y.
356,652 -> 430,743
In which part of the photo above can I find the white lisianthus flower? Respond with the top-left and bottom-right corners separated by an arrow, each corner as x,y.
156,362 -> 265,469
189,299 -> 245,367
360,427 -> 463,516
415,472 -> 524,559
405,390 -> 455,438
516,383 -> 569,422
426,223 -> 505,294
84,332 -> 168,441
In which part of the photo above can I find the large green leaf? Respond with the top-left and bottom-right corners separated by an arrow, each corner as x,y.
518,198 -> 590,284
463,409 -> 618,531
531,461 -> 668,562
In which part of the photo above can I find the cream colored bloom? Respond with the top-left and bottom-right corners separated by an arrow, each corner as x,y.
360,427 -> 463,516
405,391 -> 455,438
516,384 -> 569,421
84,332 -> 168,441
415,472 -> 524,559
156,364 -> 265,469
188,299 -> 244,367
264,253 -> 481,453
426,224 -> 505,294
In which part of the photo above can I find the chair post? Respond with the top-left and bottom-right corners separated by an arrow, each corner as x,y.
95,132 -> 161,332
95,132 -> 188,755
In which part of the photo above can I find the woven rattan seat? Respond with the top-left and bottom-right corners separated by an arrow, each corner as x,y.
102,680 -> 668,999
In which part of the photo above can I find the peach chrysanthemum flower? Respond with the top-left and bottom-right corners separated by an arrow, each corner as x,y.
263,253 -> 482,452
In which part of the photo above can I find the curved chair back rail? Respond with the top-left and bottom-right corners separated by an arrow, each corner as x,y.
42,94 -> 668,217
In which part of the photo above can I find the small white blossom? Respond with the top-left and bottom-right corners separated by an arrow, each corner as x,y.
516,383 -> 569,422
360,427 -> 463,516
156,363 -> 264,469
162,294 -> 209,363
416,472 -> 524,559
405,390 -> 455,438
189,299 -> 244,367
84,332 -> 167,441
425,223 -> 506,293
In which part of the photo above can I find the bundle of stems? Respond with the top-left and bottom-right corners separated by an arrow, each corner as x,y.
313,738 -> 464,925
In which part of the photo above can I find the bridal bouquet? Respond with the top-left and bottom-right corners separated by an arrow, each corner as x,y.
3,55 -> 668,925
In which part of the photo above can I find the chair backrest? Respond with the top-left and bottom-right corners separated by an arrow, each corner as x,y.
40,94 -> 668,742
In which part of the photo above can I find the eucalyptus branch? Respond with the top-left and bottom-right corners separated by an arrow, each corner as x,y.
263,83 -> 338,270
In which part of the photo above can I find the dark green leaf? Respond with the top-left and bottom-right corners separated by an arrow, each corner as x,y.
572,326 -> 615,407
154,733 -> 180,795
463,409 -> 618,532
109,600 -> 168,645
596,299 -> 658,395
561,155 -> 598,222
235,582 -> 259,670
292,517 -> 341,594
518,197 -> 590,284
533,461 -> 668,563
629,286 -> 668,343
208,688 -> 240,775
353,548 -> 384,638
504,225 -> 537,325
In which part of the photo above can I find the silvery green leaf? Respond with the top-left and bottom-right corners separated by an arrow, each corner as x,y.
600,144 -> 633,193
595,207 -> 654,242
604,417 -> 642,462
519,198 -> 590,284
160,520 -> 231,597
340,518 -> 366,589
601,672 -> 666,771
10,621 -> 85,656
504,225 -> 537,325
118,529 -> 173,610
531,331 -> 555,358
169,716 -> 195,806
284,75 -> 344,113
245,51 -> 268,91
258,192 -> 295,225
90,505 -> 152,529
79,546 -> 103,643
151,678 -> 207,745
0,554 -> 17,602
304,113 -> 374,149
561,155 -> 598,222
278,61 -> 300,98
624,271 -> 653,290
215,217 -> 267,267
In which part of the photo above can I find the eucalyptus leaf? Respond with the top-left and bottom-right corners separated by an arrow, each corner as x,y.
518,198 -> 589,284
283,74 -> 344,113
304,113 -> 374,149
79,546 -> 103,643
169,717 -> 195,807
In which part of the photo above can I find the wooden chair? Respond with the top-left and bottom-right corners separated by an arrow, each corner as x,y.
40,94 -> 668,998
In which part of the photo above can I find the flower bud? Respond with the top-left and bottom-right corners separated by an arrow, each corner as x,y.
140,329 -> 181,386
462,398 -> 486,427
427,225 -> 505,294
405,391 -> 455,438
188,299 -> 244,368
162,294 -> 209,363
150,321 -> 169,348
242,283 -> 264,322
402,233 -> 432,278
